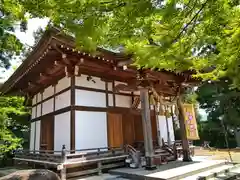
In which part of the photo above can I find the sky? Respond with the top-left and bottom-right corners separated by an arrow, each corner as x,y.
1,18 -> 48,82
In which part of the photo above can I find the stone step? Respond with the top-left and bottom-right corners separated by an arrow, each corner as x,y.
209,166 -> 240,180
146,160 -> 226,180
182,164 -> 234,180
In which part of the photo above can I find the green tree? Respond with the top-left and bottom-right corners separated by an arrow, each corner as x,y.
196,79 -> 240,148
18,0 -> 240,85
0,0 -> 26,69
0,96 -> 29,166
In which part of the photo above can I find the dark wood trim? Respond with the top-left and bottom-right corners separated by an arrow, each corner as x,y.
74,85 -> 132,97
52,84 -> 56,151
53,85 -> 56,111
33,94 -> 38,152
112,81 -> 116,107
70,76 -> 76,151
105,82 -> 109,107
32,86 -> 71,108
73,105 -> 148,115
41,92 -> 43,117
31,106 -> 71,122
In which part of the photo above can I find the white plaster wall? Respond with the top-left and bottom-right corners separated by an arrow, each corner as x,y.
115,95 -> 131,108
42,98 -> 54,115
167,117 -> 175,143
107,82 -> 113,91
108,94 -> 113,106
36,104 -> 41,117
75,75 -> 105,90
32,95 -> 37,105
55,90 -> 71,110
54,112 -> 71,151
35,121 -> 41,151
158,116 -> 175,144
75,90 -> 106,107
43,85 -> 54,100
158,116 -> 167,143
31,107 -> 36,119
75,111 -> 108,151
30,122 -> 35,151
56,76 -> 71,93
37,93 -> 42,103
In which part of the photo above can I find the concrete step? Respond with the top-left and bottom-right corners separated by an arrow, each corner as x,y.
182,164 -> 234,180
209,166 -> 240,180
146,160 -> 226,180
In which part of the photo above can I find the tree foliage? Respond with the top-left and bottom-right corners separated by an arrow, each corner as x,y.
16,0 -> 240,85
0,96 -> 29,163
197,79 -> 240,127
196,79 -> 240,148
0,0 -> 26,69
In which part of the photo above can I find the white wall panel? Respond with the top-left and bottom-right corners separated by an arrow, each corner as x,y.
43,86 -> 54,100
36,104 -> 41,117
42,98 -> 54,115
158,116 -> 175,144
37,93 -> 42,103
75,90 -> 106,107
75,111 -> 108,151
30,122 -> 35,151
75,75 -> 105,90
167,117 -> 175,143
32,95 -> 37,105
115,95 -> 131,108
31,107 -> 36,119
107,82 -> 113,91
35,121 -> 41,151
56,76 -> 71,93
108,94 -> 113,106
54,112 -> 71,151
55,90 -> 71,110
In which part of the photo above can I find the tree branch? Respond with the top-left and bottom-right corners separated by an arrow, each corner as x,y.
172,0 -> 209,43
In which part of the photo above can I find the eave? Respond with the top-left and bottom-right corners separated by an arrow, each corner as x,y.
0,28 -> 199,97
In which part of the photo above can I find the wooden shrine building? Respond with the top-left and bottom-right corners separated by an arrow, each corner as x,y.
0,28 -> 198,177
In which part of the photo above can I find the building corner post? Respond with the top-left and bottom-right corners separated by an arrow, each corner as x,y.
140,88 -> 156,170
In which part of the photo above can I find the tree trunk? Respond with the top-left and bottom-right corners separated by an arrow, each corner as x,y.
176,96 -> 192,162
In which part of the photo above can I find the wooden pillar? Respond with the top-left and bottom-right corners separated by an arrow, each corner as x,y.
170,106 -> 177,138
176,95 -> 192,162
70,76 -> 75,152
140,88 -> 156,170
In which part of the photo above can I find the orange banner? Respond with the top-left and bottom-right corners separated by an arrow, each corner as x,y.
183,104 -> 200,140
